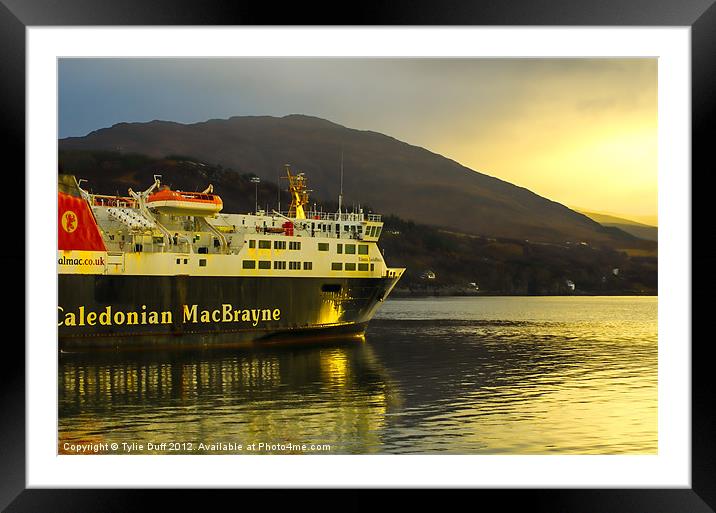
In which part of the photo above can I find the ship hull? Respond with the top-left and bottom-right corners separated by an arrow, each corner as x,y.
58,275 -> 398,350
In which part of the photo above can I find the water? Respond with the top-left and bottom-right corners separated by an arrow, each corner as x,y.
58,296 -> 657,454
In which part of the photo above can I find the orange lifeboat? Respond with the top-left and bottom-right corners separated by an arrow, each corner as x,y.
146,186 -> 223,216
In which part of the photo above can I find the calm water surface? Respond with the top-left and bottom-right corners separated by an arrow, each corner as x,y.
59,296 -> 657,454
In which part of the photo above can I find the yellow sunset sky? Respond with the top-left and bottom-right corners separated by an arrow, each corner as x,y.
60,58 -> 658,224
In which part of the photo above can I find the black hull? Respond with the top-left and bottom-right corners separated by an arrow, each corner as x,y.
58,275 -> 396,350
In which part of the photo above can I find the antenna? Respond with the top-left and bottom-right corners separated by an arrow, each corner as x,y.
250,176 -> 261,214
277,167 -> 281,214
338,148 -> 344,216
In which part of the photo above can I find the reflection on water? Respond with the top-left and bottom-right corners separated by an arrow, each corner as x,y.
59,296 -> 657,454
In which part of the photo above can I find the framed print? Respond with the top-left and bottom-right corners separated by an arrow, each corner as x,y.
4,0 -> 713,510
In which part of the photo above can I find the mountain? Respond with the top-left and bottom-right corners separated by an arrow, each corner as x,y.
577,210 -> 658,242
57,152 -> 657,295
59,114 -> 653,250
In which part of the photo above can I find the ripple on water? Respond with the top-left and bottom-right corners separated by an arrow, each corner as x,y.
59,297 -> 657,454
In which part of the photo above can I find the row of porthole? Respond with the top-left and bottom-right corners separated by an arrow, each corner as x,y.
331,263 -> 373,271
242,260 -> 312,270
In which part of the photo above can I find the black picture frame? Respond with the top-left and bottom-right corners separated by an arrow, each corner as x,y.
4,0 -> 712,511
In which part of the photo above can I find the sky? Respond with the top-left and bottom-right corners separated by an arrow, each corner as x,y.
59,58 -> 657,224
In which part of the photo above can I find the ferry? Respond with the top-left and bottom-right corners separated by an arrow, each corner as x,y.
57,169 -> 404,350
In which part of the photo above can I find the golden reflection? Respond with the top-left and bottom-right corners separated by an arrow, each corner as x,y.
320,349 -> 350,386
317,296 -> 345,325
59,341 -> 399,454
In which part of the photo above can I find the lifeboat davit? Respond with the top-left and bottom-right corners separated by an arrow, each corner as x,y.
146,187 -> 223,216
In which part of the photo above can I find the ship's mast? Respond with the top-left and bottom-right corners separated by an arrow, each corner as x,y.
285,165 -> 309,219
338,150 -> 344,217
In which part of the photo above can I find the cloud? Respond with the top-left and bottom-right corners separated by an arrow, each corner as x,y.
59,57 -> 657,219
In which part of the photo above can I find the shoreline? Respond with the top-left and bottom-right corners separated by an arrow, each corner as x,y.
389,288 -> 657,298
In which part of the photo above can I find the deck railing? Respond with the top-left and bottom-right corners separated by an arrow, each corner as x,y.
299,211 -> 382,222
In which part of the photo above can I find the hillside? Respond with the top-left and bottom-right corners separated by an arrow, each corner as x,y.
59,114 -> 654,251
578,210 -> 658,242
58,151 -> 657,295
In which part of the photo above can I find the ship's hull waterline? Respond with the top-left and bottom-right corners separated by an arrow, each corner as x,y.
58,275 -> 399,350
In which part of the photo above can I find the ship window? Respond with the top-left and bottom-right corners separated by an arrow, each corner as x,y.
289,241 -> 301,250
259,240 -> 271,249
358,245 -> 369,255
274,261 -> 286,270
370,264 -> 375,271
331,262 -> 343,271
243,260 -> 256,269
321,284 -> 341,293
289,261 -> 301,270
318,243 -> 329,251
176,258 -> 180,264
345,244 -> 356,254
343,225 -> 349,232
345,263 -> 356,271
337,244 -> 343,254
258,260 -> 271,269
358,263 -> 369,271
249,240 -> 256,248
184,259 -> 188,264
199,259 -> 207,267
274,240 -> 286,250
303,262 -> 313,270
